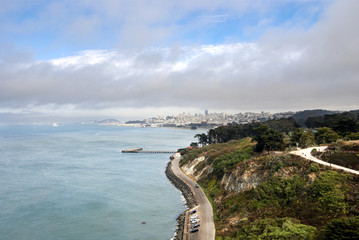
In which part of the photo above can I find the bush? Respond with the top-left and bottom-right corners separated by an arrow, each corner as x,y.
320,216 -> 359,239
236,218 -> 316,240
212,146 -> 253,176
315,127 -> 340,144
346,132 -> 359,140
309,163 -> 320,172
309,171 -> 348,216
251,175 -> 306,207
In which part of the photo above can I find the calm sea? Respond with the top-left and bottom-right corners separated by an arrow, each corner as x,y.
0,124 -> 202,240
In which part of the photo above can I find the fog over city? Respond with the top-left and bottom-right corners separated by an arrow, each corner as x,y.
0,0 -> 358,123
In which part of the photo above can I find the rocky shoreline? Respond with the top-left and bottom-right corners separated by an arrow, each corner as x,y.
165,161 -> 197,240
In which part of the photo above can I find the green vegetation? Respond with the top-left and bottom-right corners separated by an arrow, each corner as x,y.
320,216 -> 359,239
312,141 -> 359,171
181,110 -> 359,239
291,128 -> 315,148
309,171 -> 349,217
315,127 -> 340,144
234,218 -> 316,240
253,125 -> 283,153
179,137 -> 255,167
306,111 -> 359,135
180,138 -> 359,239
250,175 -> 306,210
213,144 -> 253,176
346,132 -> 359,140
192,111 -> 359,150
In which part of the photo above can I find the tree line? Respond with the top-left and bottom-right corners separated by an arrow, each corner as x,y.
193,112 -> 359,153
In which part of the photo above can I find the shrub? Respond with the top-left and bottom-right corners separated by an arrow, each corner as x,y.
309,163 -> 320,172
251,175 -> 306,207
320,216 -> 359,239
346,132 -> 359,140
315,127 -> 340,144
236,218 -> 316,240
212,145 -> 253,176
309,171 -> 348,216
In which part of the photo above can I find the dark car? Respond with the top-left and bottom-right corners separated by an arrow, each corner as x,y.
190,210 -> 197,214
190,228 -> 199,233
190,224 -> 200,229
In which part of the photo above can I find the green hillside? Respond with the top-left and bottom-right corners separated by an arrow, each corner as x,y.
180,139 -> 359,240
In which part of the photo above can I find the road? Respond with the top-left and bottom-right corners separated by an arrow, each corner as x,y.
171,153 -> 215,240
290,146 -> 359,175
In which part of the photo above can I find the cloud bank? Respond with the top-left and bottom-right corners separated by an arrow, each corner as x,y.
0,0 -> 358,121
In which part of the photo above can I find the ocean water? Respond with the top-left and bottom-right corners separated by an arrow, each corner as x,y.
0,124 -> 202,240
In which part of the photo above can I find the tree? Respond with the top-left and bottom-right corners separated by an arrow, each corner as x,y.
315,127 -> 340,144
333,118 -> 359,136
346,132 -> 359,140
265,117 -> 299,134
253,125 -> 283,153
291,128 -> 304,146
298,131 -> 315,148
195,133 -> 208,146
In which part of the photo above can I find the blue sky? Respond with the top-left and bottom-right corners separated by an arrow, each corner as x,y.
0,0 -> 358,123
2,0 -> 326,60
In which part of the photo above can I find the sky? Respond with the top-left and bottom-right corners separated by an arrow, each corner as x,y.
0,0 -> 358,123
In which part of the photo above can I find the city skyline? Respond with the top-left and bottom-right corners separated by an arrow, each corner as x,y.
0,0 -> 358,123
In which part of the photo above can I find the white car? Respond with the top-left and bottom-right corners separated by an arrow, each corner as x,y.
191,219 -> 200,224
190,215 -> 198,219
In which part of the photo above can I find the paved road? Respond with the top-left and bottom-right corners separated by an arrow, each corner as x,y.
290,146 -> 359,175
171,153 -> 215,240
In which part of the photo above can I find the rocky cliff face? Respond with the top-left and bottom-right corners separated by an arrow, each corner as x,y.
181,153 -> 309,194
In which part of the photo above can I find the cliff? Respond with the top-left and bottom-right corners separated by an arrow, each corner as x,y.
179,138 -> 359,239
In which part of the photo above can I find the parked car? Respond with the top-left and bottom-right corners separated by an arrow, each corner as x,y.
191,219 -> 200,224
190,210 -> 197,214
190,228 -> 199,233
195,184 -> 199,188
190,224 -> 200,229
190,214 -> 198,219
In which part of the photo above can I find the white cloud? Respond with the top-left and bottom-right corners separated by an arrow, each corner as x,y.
0,0 -> 358,122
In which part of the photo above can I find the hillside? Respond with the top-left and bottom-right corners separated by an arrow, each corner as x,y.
292,109 -> 338,127
179,139 -> 359,239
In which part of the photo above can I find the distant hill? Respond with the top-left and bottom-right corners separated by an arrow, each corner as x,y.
292,109 -> 339,127
125,120 -> 146,124
350,109 -> 359,117
96,119 -> 121,124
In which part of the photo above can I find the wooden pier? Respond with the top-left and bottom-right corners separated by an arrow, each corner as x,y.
122,148 -> 143,153
122,148 -> 176,154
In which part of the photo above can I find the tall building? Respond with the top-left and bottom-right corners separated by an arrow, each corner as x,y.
205,109 -> 208,116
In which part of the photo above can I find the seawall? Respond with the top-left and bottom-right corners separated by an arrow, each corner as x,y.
165,161 -> 197,240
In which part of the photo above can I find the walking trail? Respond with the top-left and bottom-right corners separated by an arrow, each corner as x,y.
290,146 -> 359,175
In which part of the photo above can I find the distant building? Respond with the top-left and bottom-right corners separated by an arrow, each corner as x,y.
205,109 -> 208,116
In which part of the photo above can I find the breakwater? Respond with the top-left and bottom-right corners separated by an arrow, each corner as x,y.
165,161 -> 197,240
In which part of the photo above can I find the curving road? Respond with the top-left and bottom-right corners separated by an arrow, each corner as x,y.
171,153 -> 215,240
290,146 -> 359,175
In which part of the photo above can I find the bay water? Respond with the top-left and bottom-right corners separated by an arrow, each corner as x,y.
0,124 -> 202,240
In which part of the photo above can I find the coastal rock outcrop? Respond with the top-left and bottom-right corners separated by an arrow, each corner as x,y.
181,154 -> 311,194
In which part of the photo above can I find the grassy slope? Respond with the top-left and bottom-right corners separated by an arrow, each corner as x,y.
180,138 -> 359,240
